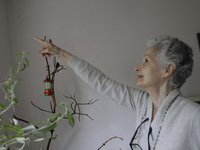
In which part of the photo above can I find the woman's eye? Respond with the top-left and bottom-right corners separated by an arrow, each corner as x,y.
144,59 -> 148,63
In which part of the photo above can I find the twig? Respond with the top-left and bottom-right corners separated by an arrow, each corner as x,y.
13,115 -> 39,129
64,94 -> 81,121
46,130 -> 54,150
51,95 -> 56,113
50,101 -> 53,112
76,99 -> 99,105
31,102 -> 52,113
63,94 -> 98,121
97,136 -> 123,150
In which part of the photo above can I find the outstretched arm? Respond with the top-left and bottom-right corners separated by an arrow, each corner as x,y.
33,37 -> 72,62
33,36 -> 148,111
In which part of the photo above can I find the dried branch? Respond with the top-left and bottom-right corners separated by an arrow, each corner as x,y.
51,95 -> 56,113
77,99 -> 99,105
97,136 -> 123,150
63,94 -> 81,121
31,102 -> 52,113
46,130 -> 54,150
63,94 -> 98,121
50,101 -> 53,112
13,115 -> 39,129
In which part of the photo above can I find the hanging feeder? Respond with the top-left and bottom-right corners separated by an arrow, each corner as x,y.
43,77 -> 54,96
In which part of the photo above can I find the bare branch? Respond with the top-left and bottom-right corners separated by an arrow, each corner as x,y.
77,99 -> 99,105
98,136 -> 123,150
13,115 -> 39,129
63,94 -> 98,121
31,102 -> 52,113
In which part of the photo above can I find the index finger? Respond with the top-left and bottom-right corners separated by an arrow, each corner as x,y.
33,37 -> 46,45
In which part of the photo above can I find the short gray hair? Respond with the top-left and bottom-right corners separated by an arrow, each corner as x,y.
147,35 -> 193,88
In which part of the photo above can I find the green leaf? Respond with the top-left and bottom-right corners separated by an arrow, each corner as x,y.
51,135 -> 60,140
11,123 -> 22,130
24,58 -> 29,67
4,125 -> 18,133
67,110 -> 75,127
0,103 -> 6,109
34,138 -> 44,142
13,97 -> 19,104
45,120 -> 51,127
4,80 -> 10,91
9,134 -> 24,139
4,94 -> 8,100
20,64 -> 26,72
16,137 -> 26,143
20,124 -> 35,131
0,135 -> 7,143
2,126 -> 9,139
34,120 -> 40,125
18,53 -> 23,58
35,123 -> 57,133
49,113 -> 62,123
8,64 -> 17,73
59,102 -> 67,108
13,119 -> 18,125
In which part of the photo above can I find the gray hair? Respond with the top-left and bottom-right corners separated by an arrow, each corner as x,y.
147,35 -> 193,88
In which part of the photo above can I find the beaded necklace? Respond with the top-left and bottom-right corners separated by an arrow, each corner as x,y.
141,94 -> 180,150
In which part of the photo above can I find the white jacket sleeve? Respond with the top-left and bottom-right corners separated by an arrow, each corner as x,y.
67,55 -> 149,111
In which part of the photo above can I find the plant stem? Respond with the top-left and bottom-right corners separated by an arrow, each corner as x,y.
46,130 -> 54,150
97,136 -> 123,150
51,95 -> 56,113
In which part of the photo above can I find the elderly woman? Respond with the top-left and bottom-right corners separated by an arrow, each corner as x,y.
34,35 -> 200,150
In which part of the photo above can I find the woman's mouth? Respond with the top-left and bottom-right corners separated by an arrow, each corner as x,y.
137,75 -> 143,79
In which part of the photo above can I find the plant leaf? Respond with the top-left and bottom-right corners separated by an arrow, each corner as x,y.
18,53 -> 23,58
16,137 -> 26,143
59,102 -> 67,108
0,103 -> 6,109
49,113 -> 62,123
4,81 -> 10,91
11,123 -> 22,131
8,64 -> 17,73
4,125 -> 18,133
51,135 -> 59,140
67,110 -> 74,127
2,126 -> 9,139
35,123 -> 57,133
34,138 -> 44,142
13,97 -> 19,104
24,58 -> 29,67
20,124 -> 35,131
13,119 -> 18,125
20,64 -> 26,72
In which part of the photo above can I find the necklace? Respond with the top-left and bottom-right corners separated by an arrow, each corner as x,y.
142,94 -> 180,150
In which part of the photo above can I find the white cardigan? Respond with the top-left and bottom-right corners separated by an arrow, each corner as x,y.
67,55 -> 200,150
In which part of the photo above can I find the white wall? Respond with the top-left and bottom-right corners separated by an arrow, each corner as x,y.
0,0 -> 13,83
3,0 -> 200,150
0,0 -> 13,125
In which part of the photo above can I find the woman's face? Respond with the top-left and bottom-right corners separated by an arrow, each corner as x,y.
135,47 -> 165,89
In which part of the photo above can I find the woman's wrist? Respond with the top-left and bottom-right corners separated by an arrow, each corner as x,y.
60,49 -> 72,63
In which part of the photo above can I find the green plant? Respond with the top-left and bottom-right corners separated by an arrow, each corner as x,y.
0,51 -> 97,150
0,51 -> 31,149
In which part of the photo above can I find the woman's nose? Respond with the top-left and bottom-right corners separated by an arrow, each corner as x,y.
135,64 -> 141,72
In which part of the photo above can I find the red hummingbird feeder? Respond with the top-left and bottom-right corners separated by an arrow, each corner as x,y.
43,77 -> 54,96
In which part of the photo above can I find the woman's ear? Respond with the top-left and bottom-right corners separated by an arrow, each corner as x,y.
163,64 -> 176,78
